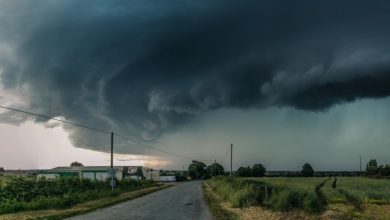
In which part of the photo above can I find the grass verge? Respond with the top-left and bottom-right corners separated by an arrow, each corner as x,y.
207,177 -> 324,213
0,184 -> 172,220
202,183 -> 239,220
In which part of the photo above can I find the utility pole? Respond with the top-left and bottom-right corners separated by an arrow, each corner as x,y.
230,144 -> 233,176
110,132 -> 114,191
360,155 -> 362,175
111,132 -> 114,168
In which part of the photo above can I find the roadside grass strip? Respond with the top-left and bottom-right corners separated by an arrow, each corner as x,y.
202,183 -> 239,220
207,177 -> 325,213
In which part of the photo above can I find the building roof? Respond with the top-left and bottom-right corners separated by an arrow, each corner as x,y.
49,166 -> 145,172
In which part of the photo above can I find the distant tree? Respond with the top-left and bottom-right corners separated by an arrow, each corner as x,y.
237,166 -> 252,177
252,163 -> 266,177
207,163 -> 225,177
379,164 -> 390,176
70,161 -> 83,167
188,160 -> 207,179
301,163 -> 314,177
366,159 -> 379,176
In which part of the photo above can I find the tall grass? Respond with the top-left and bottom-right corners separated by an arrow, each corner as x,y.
207,177 -> 323,213
207,177 -> 267,208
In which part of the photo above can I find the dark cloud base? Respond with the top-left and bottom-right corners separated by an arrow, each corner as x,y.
1,0 -> 390,153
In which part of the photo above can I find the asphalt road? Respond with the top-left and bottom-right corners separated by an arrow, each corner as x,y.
67,181 -> 212,220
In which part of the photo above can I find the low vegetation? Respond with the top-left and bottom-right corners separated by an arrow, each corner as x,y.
0,176 -> 156,215
1,184 -> 171,220
207,177 -> 324,213
202,184 -> 238,220
206,176 -> 390,219
261,177 -> 390,205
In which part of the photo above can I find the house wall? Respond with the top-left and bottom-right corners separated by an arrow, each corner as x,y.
95,171 -> 108,181
82,172 -> 95,180
146,170 -> 160,181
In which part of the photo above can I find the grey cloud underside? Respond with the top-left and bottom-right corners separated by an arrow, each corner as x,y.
1,0 -> 390,153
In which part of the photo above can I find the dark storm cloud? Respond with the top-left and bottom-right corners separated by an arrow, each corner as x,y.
1,0 -> 390,152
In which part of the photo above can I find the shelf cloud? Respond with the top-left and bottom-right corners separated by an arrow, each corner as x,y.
1,0 -> 390,154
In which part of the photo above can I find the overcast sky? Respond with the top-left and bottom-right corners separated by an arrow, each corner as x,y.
0,0 -> 389,170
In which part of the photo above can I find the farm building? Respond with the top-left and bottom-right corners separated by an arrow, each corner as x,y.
36,166 -> 184,182
145,169 -> 186,182
37,166 -> 148,181
146,169 -> 160,181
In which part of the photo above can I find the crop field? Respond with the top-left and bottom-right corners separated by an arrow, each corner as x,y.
206,176 -> 390,219
256,177 -> 390,205
0,176 -> 156,215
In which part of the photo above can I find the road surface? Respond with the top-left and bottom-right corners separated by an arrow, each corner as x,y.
67,181 -> 212,220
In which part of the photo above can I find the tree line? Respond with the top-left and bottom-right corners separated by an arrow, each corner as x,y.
188,159 -> 390,180
365,159 -> 390,177
187,160 -> 317,179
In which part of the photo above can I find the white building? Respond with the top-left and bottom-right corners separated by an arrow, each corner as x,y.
37,166 -> 147,181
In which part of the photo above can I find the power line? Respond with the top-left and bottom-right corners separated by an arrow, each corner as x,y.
0,105 -> 215,162
114,133 -> 214,162
0,105 -> 110,134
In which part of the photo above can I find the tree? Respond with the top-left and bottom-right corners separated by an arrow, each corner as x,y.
70,161 -> 83,167
188,160 -> 207,179
366,159 -> 379,176
301,163 -> 314,177
206,162 -> 225,177
252,163 -> 266,177
379,164 -> 390,176
237,166 -> 252,177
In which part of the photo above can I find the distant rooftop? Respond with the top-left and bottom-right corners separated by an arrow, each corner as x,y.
51,165 -> 143,171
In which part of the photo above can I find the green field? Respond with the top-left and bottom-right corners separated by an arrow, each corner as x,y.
206,176 -> 390,218
255,177 -> 390,205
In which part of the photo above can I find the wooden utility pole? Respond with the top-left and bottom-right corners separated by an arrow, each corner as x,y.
111,132 -> 114,168
230,144 -> 233,176
110,132 -> 114,191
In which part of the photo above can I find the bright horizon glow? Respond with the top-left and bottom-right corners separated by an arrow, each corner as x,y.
0,121 -> 170,170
